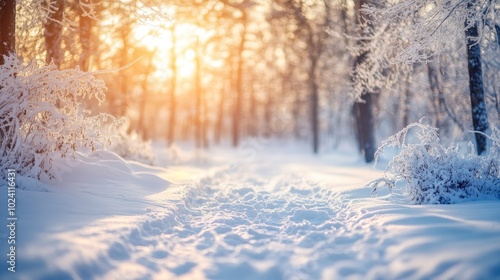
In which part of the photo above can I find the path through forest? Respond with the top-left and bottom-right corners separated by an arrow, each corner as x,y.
1,147 -> 500,279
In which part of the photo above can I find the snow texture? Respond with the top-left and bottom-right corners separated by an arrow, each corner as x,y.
1,145 -> 499,279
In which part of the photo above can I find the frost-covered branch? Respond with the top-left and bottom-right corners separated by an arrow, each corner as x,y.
351,0 -> 497,100
0,54 -> 119,181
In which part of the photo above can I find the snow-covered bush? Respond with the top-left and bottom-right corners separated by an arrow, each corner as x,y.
106,119 -> 156,165
369,121 -> 500,204
0,54 -> 116,180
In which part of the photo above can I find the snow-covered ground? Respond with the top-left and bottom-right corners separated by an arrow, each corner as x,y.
1,143 -> 500,279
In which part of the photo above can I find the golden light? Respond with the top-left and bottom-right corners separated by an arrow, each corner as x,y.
132,21 -> 210,83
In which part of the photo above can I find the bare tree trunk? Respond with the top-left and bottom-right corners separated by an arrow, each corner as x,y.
215,55 -> 234,145
264,79 -> 276,137
310,54 -> 320,154
195,36 -> 202,149
353,0 -> 376,163
117,29 -> 129,117
138,49 -> 156,139
0,0 -> 15,65
353,92 -> 375,162
427,62 -> 465,132
167,24 -> 177,147
465,2 -> 489,155
202,94 -> 210,149
214,86 -> 225,145
248,82 -> 258,137
427,63 -> 442,130
292,90 -> 301,139
0,0 -> 15,148
44,0 -> 64,68
232,12 -> 247,147
78,0 -> 91,71
215,77 -> 229,145
402,78 -> 411,128
495,24 -> 500,46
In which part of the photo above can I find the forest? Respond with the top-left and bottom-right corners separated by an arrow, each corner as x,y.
2,0 -> 499,167
1,1 -> 500,279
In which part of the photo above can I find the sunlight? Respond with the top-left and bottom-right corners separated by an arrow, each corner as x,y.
132,21 -> 211,81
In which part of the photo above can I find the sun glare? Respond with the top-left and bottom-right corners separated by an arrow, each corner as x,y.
132,21 -> 209,82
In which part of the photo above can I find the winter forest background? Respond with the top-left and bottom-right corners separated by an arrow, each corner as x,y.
1,1 -> 500,279
1,0 -> 499,171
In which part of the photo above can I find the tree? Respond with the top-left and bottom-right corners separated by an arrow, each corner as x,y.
232,9 -> 247,147
218,0 -> 258,148
78,0 -> 93,71
464,0 -> 489,155
136,47 -> 157,139
194,34 -> 204,148
0,0 -> 15,65
274,0 -> 332,153
43,0 -> 64,68
357,0 -> 497,155
0,0 -> 15,147
167,23 -> 177,147
352,0 -> 376,162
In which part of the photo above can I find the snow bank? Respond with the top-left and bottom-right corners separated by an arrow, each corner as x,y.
0,146 -> 499,279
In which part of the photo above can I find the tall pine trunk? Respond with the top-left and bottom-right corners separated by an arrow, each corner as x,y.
465,0 -> 489,155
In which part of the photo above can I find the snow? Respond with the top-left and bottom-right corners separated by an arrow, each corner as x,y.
1,144 -> 500,279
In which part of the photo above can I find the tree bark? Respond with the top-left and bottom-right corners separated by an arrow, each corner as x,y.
495,24 -> 500,46
353,0 -> 376,163
0,0 -> 15,65
427,63 -> 443,130
465,2 -> 489,155
0,0 -> 15,148
354,92 -> 375,163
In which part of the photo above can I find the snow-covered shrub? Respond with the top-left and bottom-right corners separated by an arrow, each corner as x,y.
369,121 -> 500,204
152,143 -> 183,166
0,54 -> 116,180
106,119 -> 156,165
